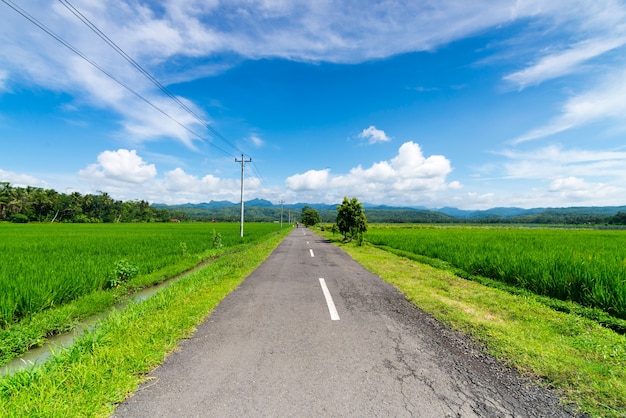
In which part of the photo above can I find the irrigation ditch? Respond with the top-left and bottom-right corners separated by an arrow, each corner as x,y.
1,254 -> 217,377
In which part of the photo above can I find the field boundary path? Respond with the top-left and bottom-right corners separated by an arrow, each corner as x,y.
114,228 -> 574,417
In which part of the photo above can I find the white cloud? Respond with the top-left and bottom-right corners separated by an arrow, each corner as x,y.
0,70 -> 8,92
455,144 -> 626,209
163,167 -> 203,192
500,144 -> 626,180
285,169 -> 330,191
249,134 -> 264,147
489,145 -> 626,206
121,97 -> 203,149
0,1 -> 208,148
163,168 -> 230,194
445,176 -> 625,209
513,69 -> 626,143
504,36 -> 626,88
410,86 -> 439,92
501,1 -> 626,143
3,0 -> 626,150
155,168 -> 263,204
79,149 -> 157,184
1,1 -> 618,66
0,169 -> 47,188
163,1 -> 518,62
285,141 -> 458,205
1,149 -> 267,205
357,126 -> 391,144
548,176 -> 621,202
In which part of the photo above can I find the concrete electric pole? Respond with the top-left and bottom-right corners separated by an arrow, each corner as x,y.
235,154 -> 252,238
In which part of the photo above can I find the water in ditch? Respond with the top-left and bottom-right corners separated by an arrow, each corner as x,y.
0,277 -> 176,377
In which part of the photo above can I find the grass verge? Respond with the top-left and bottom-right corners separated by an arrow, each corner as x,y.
327,237 -> 626,418
0,228 -> 290,417
373,244 -> 626,335
2,244 -> 241,367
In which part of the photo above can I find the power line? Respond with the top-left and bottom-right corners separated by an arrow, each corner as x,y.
57,0 -> 243,157
249,160 -> 268,189
1,0 -> 235,158
6,0 -> 268,191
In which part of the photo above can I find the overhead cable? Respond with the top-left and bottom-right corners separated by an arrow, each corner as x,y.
57,0 -> 244,157
1,0 -> 235,158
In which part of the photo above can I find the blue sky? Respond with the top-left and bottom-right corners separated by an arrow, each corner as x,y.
1,0 -> 626,209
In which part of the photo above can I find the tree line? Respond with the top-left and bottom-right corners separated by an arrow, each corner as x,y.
469,211 -> 626,226
3,181 -> 625,225
0,182 -> 181,223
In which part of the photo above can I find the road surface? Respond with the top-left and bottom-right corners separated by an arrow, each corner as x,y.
114,228 -> 574,417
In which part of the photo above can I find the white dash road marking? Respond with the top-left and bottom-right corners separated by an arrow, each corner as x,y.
319,278 -> 340,321
309,249 -> 315,257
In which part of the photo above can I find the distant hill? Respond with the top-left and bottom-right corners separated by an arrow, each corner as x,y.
155,200 -> 626,225
437,207 -> 543,219
436,206 -> 626,220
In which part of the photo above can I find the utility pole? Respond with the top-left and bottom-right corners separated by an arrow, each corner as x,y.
279,199 -> 284,228
235,154 -> 252,238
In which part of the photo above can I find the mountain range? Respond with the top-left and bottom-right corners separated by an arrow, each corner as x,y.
154,199 -> 626,223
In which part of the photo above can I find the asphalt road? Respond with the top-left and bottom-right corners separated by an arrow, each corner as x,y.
114,228 -> 575,417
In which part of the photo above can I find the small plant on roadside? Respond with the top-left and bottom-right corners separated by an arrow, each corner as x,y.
106,260 -> 138,289
212,229 -> 223,248
356,232 -> 364,246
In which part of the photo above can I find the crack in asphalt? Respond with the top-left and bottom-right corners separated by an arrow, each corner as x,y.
354,278 -> 579,417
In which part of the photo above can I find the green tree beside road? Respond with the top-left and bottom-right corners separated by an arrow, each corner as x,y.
300,206 -> 322,226
336,196 -> 367,244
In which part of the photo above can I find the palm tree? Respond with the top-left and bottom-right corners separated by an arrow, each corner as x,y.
29,187 -> 51,221
0,182 -> 12,219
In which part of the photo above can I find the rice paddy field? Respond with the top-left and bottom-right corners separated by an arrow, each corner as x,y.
0,222 -> 281,327
365,225 -> 626,320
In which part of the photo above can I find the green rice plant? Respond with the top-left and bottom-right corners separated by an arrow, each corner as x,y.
0,227 -> 288,417
365,225 -> 626,319
0,222 -> 280,327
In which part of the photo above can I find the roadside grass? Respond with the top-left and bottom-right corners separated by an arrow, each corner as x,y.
0,228 -> 290,417
0,224 -> 277,367
0,246 -> 224,367
326,236 -> 626,418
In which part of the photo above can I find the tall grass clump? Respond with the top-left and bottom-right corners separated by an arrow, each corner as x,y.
366,226 -> 626,319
